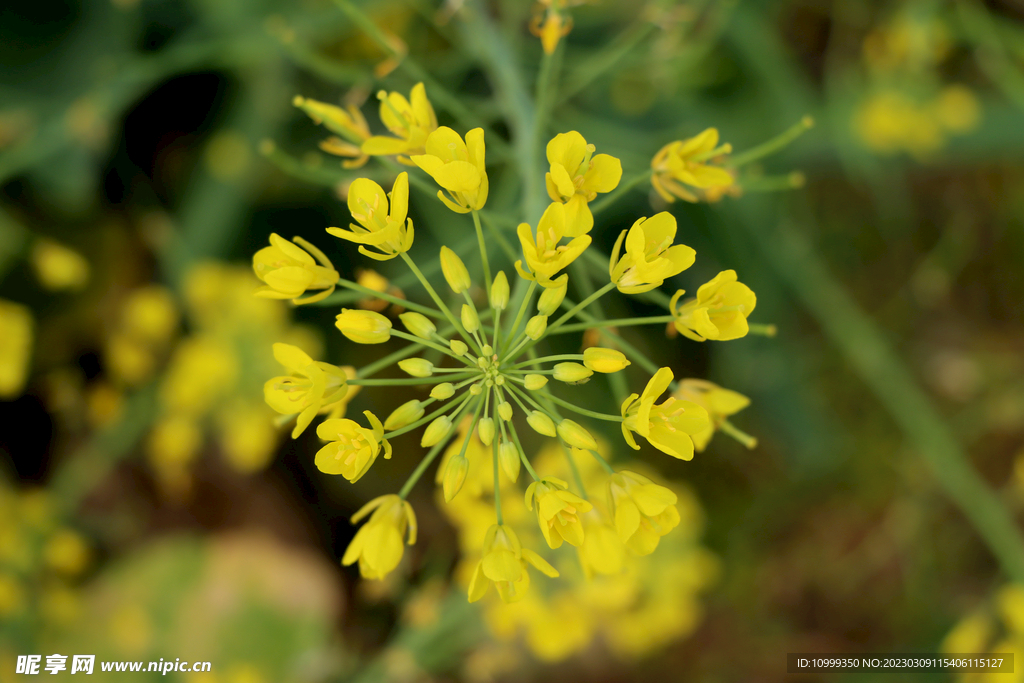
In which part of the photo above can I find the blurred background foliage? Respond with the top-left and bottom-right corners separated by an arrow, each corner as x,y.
1,0 -> 1024,681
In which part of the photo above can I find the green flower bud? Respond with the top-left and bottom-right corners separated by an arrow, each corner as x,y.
553,362 -> 592,384
470,383 -> 483,396
399,312 -> 436,340
440,246 -> 471,293
335,309 -> 392,344
384,400 -> 424,430
527,410 -> 557,437
450,339 -> 468,356
556,419 -> 598,450
431,383 -> 455,400
537,275 -> 567,316
399,358 -> 434,378
461,303 -> 480,333
481,344 -> 493,356
442,455 -> 469,502
525,314 -> 548,340
421,415 -> 452,447
524,374 -> 548,390
478,417 -> 495,445
583,347 -> 630,373
499,441 -> 520,482
490,271 -> 509,311
498,401 -> 513,421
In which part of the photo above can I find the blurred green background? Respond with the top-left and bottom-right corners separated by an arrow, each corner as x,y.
2,0 -> 1024,681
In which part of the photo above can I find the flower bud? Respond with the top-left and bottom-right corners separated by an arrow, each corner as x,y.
527,410 -> 557,437
398,358 -> 434,378
335,309 -> 392,344
525,314 -> 548,340
443,455 -> 469,501
481,344 -> 494,356
431,383 -> 455,400
553,362 -> 593,384
498,401 -> 513,421
583,347 -> 630,373
557,419 -> 598,450
461,303 -> 480,333
440,246 -> 471,293
399,312 -> 436,340
470,383 -> 483,396
450,339 -> 468,356
499,441 -> 520,482
478,417 -> 495,445
537,276 -> 567,315
524,374 -> 548,390
421,415 -> 453,447
384,400 -> 424,430
490,271 -> 509,311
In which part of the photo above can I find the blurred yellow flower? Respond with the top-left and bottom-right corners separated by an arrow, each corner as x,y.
673,379 -> 753,451
609,212 -> 695,294
31,239 -> 90,290
651,128 -> 734,203
252,233 -> 338,304
670,270 -> 756,341
342,494 -> 417,580
120,286 -> 178,344
621,368 -> 709,460
0,300 -> 32,398
607,470 -> 679,555
294,95 -> 371,169
42,529 -> 90,576
545,131 -> 621,236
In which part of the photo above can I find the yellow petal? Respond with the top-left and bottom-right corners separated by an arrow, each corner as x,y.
581,154 -> 622,194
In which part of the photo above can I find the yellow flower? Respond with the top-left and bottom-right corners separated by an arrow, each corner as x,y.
264,343 -> 357,438
342,494 -> 417,580
544,131 -> 621,236
673,379 -> 751,451
609,212 -> 695,294
621,368 -> 709,460
607,470 -> 680,555
670,270 -> 756,341
411,126 -> 488,213
468,524 -> 559,603
854,90 -> 943,156
651,128 -> 735,203
361,83 -> 438,163
0,300 -> 32,399
293,95 -> 371,169
335,309 -> 392,344
31,239 -> 89,290
315,411 -> 391,482
525,477 -> 593,548
327,173 -> 413,260
252,233 -> 338,304
514,202 -> 591,287
577,516 -> 626,578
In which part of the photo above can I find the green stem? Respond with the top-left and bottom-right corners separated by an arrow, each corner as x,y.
720,419 -> 758,449
506,419 -> 539,482
385,391 -> 473,440
501,280 -> 537,355
538,391 -> 623,422
587,448 -> 615,474
561,444 -> 588,500
472,211 -> 492,299
400,251 -> 480,355
727,116 -> 814,168
337,277 -> 441,318
391,330 -> 476,366
493,419 -> 503,524
551,316 -> 675,334
350,375 -> 473,387
510,354 -> 582,368
518,282 -> 615,357
398,436 -> 453,500
589,169 -> 653,216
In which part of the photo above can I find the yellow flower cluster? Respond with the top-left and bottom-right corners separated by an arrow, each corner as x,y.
255,82 -> 762,622
146,263 -> 322,494
942,583 -> 1024,683
0,486 -> 90,626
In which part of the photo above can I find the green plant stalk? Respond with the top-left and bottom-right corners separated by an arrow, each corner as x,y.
749,219 -> 1024,584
